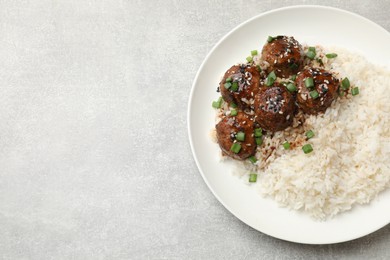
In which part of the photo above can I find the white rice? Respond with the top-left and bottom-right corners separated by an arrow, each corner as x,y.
215,46 -> 390,219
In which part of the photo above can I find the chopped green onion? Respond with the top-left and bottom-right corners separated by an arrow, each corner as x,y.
224,82 -> 231,89
289,63 -> 298,70
265,71 -> 277,86
267,36 -> 275,43
306,130 -> 315,139
225,77 -> 232,83
254,128 -> 262,137
310,90 -> 319,99
306,50 -> 316,60
230,109 -> 238,116
341,77 -> 350,90
231,82 -> 238,91
286,83 -> 297,93
308,46 -> 316,52
351,87 -> 359,96
255,137 -> 263,146
236,131 -> 245,141
305,77 -> 314,88
251,50 -> 258,56
291,75 -> 297,81
326,53 -> 338,59
248,156 -> 257,164
302,144 -> 313,154
256,65 -> 261,72
246,56 -> 253,62
283,141 -> 290,150
316,58 -> 324,66
249,173 -> 257,183
230,143 -> 241,154
212,97 -> 222,108
230,103 -> 238,108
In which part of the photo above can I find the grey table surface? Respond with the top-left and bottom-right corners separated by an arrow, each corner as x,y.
0,0 -> 389,259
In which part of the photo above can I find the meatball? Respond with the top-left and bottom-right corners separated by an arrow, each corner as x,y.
295,67 -> 339,114
219,64 -> 261,110
254,83 -> 296,132
261,36 -> 304,78
215,112 -> 256,160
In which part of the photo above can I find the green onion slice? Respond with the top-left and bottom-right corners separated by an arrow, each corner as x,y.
351,87 -> 359,96
267,36 -> 275,43
251,50 -> 258,56
326,53 -> 338,58
306,130 -> 315,139
212,97 -> 223,108
230,103 -> 238,108
254,128 -> 262,137
255,138 -> 262,146
286,83 -> 297,93
341,77 -> 350,90
246,56 -> 253,63
306,51 -> 316,60
302,144 -> 313,154
225,77 -> 232,83
230,143 -> 241,154
231,82 -> 238,91
265,71 -> 277,86
310,90 -> 319,99
283,141 -> 290,150
230,109 -> 238,116
236,131 -> 245,141
249,173 -> 257,183
224,82 -> 231,89
248,156 -> 257,164
289,63 -> 298,70
305,77 -> 314,88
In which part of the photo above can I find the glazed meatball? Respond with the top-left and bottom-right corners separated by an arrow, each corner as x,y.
219,64 -> 261,110
261,36 -> 304,78
215,112 -> 256,160
254,83 -> 296,132
295,67 -> 339,114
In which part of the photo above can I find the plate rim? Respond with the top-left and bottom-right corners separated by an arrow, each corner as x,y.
187,4 -> 390,244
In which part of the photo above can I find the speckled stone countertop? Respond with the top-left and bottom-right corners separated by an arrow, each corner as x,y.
0,0 -> 389,259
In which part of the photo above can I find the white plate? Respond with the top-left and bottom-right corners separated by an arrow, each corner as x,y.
188,5 -> 390,244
